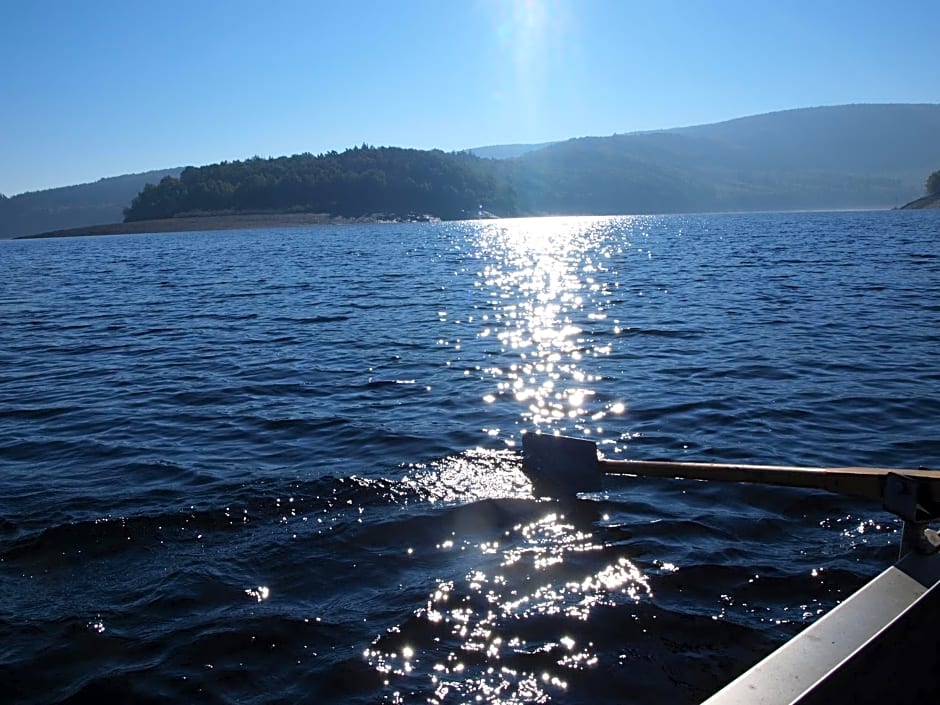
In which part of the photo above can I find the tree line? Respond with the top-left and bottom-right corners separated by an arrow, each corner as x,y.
927,170 -> 940,196
121,110 -> 940,225
123,146 -> 517,222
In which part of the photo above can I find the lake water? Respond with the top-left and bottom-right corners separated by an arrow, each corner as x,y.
1,211 -> 939,704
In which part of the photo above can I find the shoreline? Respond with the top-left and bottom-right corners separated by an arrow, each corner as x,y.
15,212 -> 440,239
12,205 -> 933,241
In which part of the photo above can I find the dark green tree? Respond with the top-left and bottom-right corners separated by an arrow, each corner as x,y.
926,170 -> 940,196
123,146 -> 518,221
124,176 -> 189,220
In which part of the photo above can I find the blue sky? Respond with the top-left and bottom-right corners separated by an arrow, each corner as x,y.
1,0 -> 937,195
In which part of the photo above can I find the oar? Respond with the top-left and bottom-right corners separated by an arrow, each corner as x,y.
521,433 -> 940,524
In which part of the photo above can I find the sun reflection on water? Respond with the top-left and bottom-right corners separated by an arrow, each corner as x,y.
365,508 -> 651,703
373,217 -> 664,701
465,217 -> 637,438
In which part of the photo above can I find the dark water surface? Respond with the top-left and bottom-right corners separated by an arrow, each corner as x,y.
1,212 -> 938,704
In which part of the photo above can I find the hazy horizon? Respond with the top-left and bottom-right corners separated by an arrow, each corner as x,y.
2,0 -> 938,196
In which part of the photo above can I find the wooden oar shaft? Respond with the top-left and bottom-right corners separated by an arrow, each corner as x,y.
597,459 -> 937,501
521,435 -> 940,517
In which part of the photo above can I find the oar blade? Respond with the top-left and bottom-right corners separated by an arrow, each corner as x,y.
522,434 -> 602,497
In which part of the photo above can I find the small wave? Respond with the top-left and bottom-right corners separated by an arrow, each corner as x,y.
285,314 -> 352,324
0,474 -> 412,566
615,326 -> 703,339
0,405 -> 81,421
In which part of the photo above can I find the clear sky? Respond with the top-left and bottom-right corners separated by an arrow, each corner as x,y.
1,0 -> 937,196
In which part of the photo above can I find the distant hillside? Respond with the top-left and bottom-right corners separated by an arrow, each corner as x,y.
671,104 -> 939,177
122,106 -> 940,224
0,168 -> 182,238
505,104 -> 940,214
7,104 -> 940,238
467,142 -> 556,159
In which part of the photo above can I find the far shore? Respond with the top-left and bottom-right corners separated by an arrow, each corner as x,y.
898,194 -> 940,210
15,212 -> 441,240
12,203 -> 935,241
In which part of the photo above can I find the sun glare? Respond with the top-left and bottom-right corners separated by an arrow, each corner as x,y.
486,0 -> 575,133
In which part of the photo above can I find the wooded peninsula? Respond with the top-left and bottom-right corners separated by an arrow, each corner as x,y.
123,147 -> 515,222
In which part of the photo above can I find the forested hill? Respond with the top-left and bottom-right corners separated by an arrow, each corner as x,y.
503,104 -> 940,214
124,104 -> 940,223
6,103 -> 939,237
0,169 -> 181,238
123,147 -> 515,222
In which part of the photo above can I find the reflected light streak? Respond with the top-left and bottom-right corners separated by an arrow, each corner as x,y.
470,217 -> 632,436
366,509 -> 651,703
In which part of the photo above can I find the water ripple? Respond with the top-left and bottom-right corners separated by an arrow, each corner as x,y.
1,212 -> 938,704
